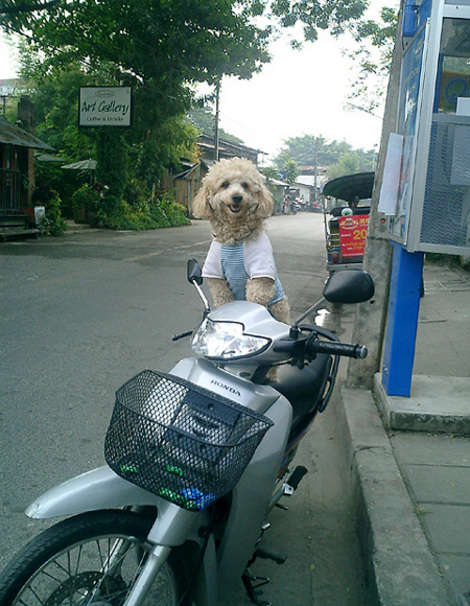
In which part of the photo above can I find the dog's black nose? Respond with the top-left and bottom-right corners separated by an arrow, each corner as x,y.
232,194 -> 243,205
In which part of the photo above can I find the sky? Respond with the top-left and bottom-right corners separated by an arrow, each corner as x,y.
0,3 -> 389,161
217,30 -> 384,161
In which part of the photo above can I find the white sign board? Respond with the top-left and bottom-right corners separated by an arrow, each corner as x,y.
378,133 -> 404,215
79,87 -> 132,127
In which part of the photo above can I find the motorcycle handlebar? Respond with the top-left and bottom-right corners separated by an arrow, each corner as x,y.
306,339 -> 368,359
273,333 -> 368,360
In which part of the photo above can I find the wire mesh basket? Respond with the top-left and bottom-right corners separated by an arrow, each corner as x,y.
104,370 -> 273,511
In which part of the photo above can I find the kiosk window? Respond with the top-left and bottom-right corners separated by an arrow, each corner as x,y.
436,18 -> 470,113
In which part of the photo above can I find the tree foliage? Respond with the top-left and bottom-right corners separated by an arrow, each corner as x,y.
269,0 -> 369,44
1,1 -> 276,222
1,0 -> 386,226
189,106 -> 244,145
346,5 -> 398,115
273,134 -> 376,177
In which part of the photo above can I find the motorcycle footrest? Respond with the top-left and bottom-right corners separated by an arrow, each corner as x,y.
242,572 -> 271,606
255,547 -> 287,565
285,465 -> 308,492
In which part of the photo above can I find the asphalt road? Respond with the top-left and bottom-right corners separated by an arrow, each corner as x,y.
0,213 -> 369,604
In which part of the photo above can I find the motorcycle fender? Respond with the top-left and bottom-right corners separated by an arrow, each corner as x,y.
25,465 -> 165,519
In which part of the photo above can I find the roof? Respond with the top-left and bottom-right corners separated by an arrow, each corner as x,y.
198,133 -> 265,158
173,162 -> 199,180
61,159 -> 96,170
266,177 -> 289,187
35,153 -> 66,162
0,118 -> 54,151
322,171 -> 375,202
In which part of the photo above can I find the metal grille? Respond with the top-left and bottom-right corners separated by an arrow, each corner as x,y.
104,370 -> 273,511
421,118 -> 470,248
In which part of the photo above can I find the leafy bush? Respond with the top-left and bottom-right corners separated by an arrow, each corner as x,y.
42,190 -> 67,236
71,183 -> 100,224
148,203 -> 171,228
159,198 -> 191,227
103,192 -> 190,231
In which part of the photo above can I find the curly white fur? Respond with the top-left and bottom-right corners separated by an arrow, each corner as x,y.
194,157 -> 290,325
193,157 -> 273,245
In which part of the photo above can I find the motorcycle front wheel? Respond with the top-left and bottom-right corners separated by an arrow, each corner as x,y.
0,510 -> 190,606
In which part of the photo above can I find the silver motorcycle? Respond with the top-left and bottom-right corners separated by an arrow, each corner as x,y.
0,260 -> 374,606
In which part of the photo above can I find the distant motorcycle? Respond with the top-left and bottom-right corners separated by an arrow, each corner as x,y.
0,260 -> 374,606
291,200 -> 301,214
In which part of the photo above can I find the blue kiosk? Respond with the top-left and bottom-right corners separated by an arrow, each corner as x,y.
382,0 -> 470,396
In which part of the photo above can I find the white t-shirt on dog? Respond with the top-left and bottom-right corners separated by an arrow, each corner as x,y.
202,231 -> 284,304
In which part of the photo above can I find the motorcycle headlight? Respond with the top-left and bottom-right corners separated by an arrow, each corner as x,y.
192,319 -> 270,360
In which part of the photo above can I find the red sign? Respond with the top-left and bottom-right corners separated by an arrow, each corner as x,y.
338,215 -> 369,258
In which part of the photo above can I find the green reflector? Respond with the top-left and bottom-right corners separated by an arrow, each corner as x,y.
120,464 -> 139,473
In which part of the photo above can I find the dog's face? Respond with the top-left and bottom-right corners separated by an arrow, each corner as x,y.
193,158 -> 273,223
211,170 -> 262,219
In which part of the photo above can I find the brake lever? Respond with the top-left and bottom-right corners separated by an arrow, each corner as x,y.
172,330 -> 193,342
273,336 -> 309,369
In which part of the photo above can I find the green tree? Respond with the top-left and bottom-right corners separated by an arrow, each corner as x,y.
2,1 -> 276,190
328,151 -> 361,179
269,0 -> 369,44
285,159 -> 299,184
260,166 -> 281,180
276,135 -> 352,167
274,134 -> 376,174
346,6 -> 398,115
189,106 -> 244,145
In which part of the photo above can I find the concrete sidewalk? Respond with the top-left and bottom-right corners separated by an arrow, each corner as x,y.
341,259 -> 470,606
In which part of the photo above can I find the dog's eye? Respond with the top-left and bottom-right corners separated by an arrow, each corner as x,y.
242,182 -> 249,190
221,181 -> 230,189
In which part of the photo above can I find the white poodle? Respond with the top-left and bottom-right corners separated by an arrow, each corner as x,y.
192,157 -> 290,325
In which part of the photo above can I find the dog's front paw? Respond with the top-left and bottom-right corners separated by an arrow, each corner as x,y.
269,298 -> 291,324
245,277 -> 276,307
207,277 -> 234,307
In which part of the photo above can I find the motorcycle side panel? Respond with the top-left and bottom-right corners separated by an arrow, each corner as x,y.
216,396 -> 292,600
170,357 -> 292,597
25,466 -> 166,519
170,357 -> 280,415
171,355 -> 292,601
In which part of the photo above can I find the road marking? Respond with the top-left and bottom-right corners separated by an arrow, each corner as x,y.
123,240 -> 209,262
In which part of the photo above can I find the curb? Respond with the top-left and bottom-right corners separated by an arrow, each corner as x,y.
339,384 -> 453,606
373,374 -> 470,436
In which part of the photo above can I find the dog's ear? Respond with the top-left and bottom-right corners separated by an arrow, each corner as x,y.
192,180 -> 211,218
257,182 -> 274,219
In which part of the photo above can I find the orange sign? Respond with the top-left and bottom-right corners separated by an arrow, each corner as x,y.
338,215 -> 369,258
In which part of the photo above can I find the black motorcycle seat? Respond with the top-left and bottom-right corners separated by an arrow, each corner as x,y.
266,354 -> 331,422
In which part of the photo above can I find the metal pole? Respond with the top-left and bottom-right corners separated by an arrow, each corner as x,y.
214,81 -> 220,162
314,137 -> 318,204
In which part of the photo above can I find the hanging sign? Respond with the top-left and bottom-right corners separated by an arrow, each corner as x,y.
79,87 -> 132,127
338,215 -> 369,258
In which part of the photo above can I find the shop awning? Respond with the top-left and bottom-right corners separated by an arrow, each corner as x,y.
322,172 -> 375,203
0,117 -> 54,151
61,159 -> 97,170
35,153 -> 66,163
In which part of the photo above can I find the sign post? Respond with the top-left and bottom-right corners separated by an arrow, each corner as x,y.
79,87 -> 132,128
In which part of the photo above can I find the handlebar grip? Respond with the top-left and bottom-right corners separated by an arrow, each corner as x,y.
308,340 -> 368,359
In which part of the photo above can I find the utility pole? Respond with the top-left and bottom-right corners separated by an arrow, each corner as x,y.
346,7 -> 404,389
314,137 -> 318,204
214,80 -> 220,162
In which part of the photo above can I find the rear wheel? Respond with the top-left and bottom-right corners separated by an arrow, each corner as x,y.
0,510 -> 188,606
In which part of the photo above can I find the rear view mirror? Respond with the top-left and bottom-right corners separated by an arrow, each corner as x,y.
187,258 -> 203,285
323,270 -> 375,304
